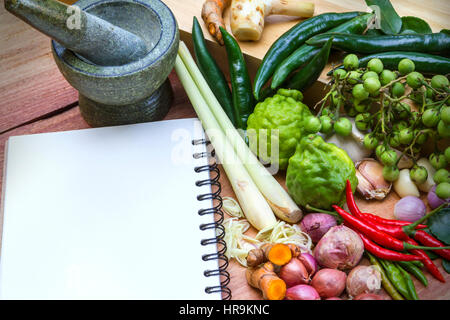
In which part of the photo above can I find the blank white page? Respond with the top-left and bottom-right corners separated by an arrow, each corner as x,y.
0,118 -> 221,300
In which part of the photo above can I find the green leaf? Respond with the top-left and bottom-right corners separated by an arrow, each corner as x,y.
443,260 -> 450,274
428,208 -> 450,245
441,29 -> 450,35
365,0 -> 402,34
400,16 -> 432,34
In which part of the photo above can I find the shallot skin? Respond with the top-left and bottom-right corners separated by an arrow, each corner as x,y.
279,258 -> 310,288
300,213 -> 337,243
314,225 -> 364,270
285,285 -> 321,300
353,293 -> 385,300
346,265 -> 382,298
311,268 -> 347,298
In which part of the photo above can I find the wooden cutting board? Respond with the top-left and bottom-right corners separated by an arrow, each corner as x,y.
161,0 -> 450,300
163,0 -> 450,83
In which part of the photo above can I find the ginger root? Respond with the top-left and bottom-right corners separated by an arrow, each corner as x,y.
201,0 -> 231,45
246,262 -> 286,300
246,243 -> 295,267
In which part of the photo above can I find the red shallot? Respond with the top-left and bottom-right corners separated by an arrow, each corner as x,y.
311,268 -> 347,298
314,225 -> 364,270
298,252 -> 318,277
300,213 -> 337,243
279,258 -> 310,288
285,285 -> 320,300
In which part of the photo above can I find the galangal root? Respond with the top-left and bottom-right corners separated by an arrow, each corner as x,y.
246,243 -> 300,267
246,261 -> 286,300
201,0 -> 231,45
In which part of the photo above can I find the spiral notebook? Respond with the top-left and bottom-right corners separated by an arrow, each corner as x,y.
0,118 -> 230,300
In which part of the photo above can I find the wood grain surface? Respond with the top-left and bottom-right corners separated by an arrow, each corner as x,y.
0,0 -> 449,301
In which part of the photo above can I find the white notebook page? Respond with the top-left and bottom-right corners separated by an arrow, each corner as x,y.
0,118 -> 221,300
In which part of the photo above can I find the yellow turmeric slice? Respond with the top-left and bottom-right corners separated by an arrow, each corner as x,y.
201,0 -> 230,45
246,262 -> 286,300
246,243 -> 293,267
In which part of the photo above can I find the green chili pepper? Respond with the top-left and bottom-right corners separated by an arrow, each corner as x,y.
192,17 -> 236,127
379,259 -> 412,300
329,51 -> 450,75
220,27 -> 255,129
408,260 -> 424,269
397,261 -> 428,287
396,263 -> 420,300
367,253 -> 404,300
285,37 -> 334,92
253,11 -> 364,100
271,13 -> 374,89
306,32 -> 450,55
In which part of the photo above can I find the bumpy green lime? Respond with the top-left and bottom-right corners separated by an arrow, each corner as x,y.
247,89 -> 311,170
286,135 -> 358,210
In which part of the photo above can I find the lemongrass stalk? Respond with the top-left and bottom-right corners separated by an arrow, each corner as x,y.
178,42 -> 302,223
174,55 -> 277,230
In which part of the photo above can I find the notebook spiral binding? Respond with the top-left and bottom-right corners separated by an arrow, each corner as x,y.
192,138 -> 232,300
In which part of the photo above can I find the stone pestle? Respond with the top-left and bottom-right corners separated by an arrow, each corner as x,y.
5,0 -> 149,66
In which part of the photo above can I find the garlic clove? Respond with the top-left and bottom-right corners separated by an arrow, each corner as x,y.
355,159 -> 392,200
393,169 -> 420,198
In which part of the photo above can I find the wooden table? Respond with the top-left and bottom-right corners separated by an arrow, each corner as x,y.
0,0 -> 449,300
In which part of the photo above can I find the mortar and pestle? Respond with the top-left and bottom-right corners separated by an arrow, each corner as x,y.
5,0 -> 179,127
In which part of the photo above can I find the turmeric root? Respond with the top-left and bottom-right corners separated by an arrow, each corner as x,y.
246,262 -> 286,300
246,243 -> 293,267
201,0 -> 231,45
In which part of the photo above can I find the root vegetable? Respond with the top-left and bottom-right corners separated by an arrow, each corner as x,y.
246,262 -> 286,300
300,213 -> 337,243
246,243 -> 292,267
314,225 -> 364,270
326,297 -> 343,300
279,258 -> 310,287
298,253 -> 317,277
230,0 -> 315,41
346,265 -> 382,298
201,0 -> 230,45
245,262 -> 285,298
287,243 -> 302,258
311,268 -> 347,298
285,284 -> 320,300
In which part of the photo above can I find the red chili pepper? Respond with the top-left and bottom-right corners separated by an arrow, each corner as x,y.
406,238 -> 446,283
345,180 -> 427,229
333,205 -> 450,252
354,230 -> 422,261
360,212 -> 427,229
412,230 -> 450,261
